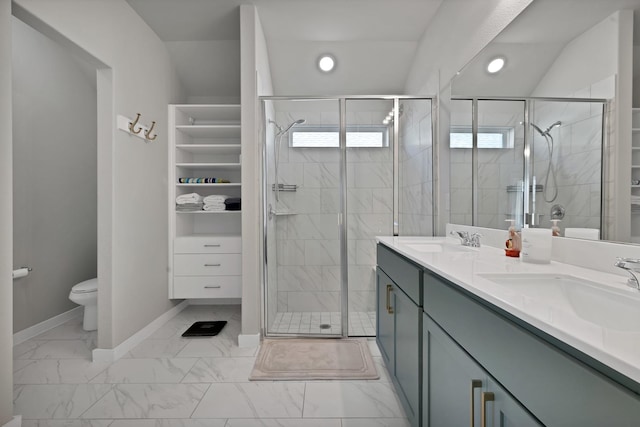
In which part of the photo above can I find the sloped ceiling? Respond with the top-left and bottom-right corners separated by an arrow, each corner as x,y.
126,0 -> 640,99
451,0 -> 640,97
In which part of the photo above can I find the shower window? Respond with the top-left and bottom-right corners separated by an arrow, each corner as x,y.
289,125 -> 388,148
450,126 -> 514,149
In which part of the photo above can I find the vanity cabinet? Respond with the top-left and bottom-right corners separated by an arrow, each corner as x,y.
424,269 -> 640,427
377,242 -> 640,427
376,244 -> 423,427
423,312 -> 540,427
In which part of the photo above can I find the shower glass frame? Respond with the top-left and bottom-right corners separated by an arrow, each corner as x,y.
260,95 -> 435,338
450,96 -> 609,233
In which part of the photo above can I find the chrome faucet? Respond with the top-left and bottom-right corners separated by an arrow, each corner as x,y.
614,257 -> 640,290
450,230 -> 482,248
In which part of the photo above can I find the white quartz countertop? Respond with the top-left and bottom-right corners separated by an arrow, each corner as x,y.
377,235 -> 640,386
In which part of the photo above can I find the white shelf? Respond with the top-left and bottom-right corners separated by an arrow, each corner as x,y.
176,144 -> 240,155
176,183 -> 241,187
175,104 -> 240,123
176,163 -> 241,169
176,125 -> 240,138
176,210 -> 241,214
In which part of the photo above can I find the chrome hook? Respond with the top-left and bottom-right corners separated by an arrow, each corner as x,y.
145,121 -> 157,141
128,113 -> 142,134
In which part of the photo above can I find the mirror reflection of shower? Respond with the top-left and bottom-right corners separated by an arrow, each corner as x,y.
269,118 -> 306,201
531,120 -> 561,203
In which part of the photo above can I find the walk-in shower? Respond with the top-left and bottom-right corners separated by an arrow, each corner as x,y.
261,96 -> 434,337
449,97 -> 607,233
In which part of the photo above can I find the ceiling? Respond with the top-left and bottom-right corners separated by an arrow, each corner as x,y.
451,0 -> 640,97
125,0 -> 640,99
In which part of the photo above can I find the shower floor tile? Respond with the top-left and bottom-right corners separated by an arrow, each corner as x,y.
269,311 -> 376,336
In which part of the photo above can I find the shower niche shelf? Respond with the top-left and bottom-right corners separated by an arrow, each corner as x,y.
168,104 -> 242,300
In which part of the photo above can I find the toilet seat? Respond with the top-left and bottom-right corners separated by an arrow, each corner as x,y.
71,278 -> 97,294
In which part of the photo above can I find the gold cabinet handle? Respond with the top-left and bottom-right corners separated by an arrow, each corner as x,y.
386,284 -> 394,314
470,379 -> 482,427
204,263 -> 221,267
481,391 -> 494,427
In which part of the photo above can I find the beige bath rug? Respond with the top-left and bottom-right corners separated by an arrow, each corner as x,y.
249,338 -> 379,380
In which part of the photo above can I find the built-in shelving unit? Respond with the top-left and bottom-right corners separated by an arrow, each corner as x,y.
168,104 -> 242,299
631,108 -> 640,239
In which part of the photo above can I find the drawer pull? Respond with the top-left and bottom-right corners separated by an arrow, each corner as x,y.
481,391 -> 494,427
204,244 -> 221,248
386,284 -> 394,314
204,263 -> 221,267
470,380 -> 482,427
204,285 -> 221,289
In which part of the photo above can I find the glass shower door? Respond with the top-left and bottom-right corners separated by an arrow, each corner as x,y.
344,99 -> 395,336
263,99 -> 343,336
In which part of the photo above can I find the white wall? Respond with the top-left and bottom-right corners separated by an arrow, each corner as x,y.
0,0 -> 13,422
531,13 -> 619,97
14,0 -> 186,349
12,17 -> 98,333
240,5 -> 274,341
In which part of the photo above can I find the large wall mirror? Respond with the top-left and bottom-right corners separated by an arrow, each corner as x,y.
448,0 -> 640,244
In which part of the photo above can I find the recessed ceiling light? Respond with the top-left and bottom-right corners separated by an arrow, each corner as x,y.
487,57 -> 505,74
318,54 -> 336,73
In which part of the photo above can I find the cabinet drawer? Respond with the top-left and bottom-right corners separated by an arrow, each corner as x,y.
174,254 -> 241,276
173,276 -> 241,299
377,244 -> 422,306
174,236 -> 241,254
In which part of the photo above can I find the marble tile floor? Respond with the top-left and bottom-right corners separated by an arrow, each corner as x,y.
13,304 -> 409,427
269,311 -> 376,336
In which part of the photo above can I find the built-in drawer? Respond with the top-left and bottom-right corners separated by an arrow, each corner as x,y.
172,276 -> 242,299
377,243 -> 422,306
174,235 -> 241,254
174,254 -> 241,276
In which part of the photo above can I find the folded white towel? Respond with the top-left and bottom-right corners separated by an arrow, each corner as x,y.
176,193 -> 203,204
203,204 -> 226,211
203,195 -> 228,204
204,202 -> 226,208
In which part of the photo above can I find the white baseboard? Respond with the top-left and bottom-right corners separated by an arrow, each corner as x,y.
3,415 -> 21,427
92,300 -> 189,362
238,333 -> 260,348
187,298 -> 241,305
13,306 -> 83,346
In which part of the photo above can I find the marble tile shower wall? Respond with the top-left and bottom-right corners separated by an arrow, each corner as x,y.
449,110 -> 525,229
273,111 -> 393,314
399,100 -> 434,235
532,75 -> 613,232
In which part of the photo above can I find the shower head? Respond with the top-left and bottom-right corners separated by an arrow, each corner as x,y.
544,121 -> 562,134
280,119 -> 306,133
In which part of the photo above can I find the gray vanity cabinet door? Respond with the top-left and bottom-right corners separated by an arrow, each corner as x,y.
424,313 -> 541,427
376,267 -> 395,372
394,286 -> 421,426
424,313 -> 486,427
486,378 -> 541,427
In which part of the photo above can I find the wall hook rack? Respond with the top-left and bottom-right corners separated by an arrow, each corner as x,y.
117,114 -> 159,142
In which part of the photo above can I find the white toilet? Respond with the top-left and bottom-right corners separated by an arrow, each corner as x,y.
69,278 -> 98,331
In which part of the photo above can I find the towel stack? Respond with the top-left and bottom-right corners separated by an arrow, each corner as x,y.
204,195 -> 228,212
176,193 -> 203,212
224,197 -> 241,211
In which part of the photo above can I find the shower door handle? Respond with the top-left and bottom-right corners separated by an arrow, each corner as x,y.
268,204 -> 276,221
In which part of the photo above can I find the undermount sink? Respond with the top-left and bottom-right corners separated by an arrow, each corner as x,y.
404,240 -> 471,253
479,273 -> 640,332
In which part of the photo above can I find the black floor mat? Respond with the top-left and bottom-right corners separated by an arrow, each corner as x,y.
181,321 -> 227,337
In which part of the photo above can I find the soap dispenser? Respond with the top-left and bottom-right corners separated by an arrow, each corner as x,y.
505,219 -> 521,257
551,219 -> 561,237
